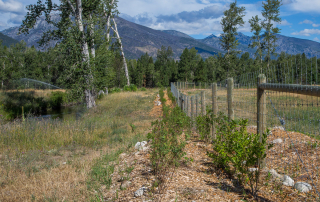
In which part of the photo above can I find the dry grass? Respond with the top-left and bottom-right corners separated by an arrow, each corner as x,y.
0,89 -> 160,201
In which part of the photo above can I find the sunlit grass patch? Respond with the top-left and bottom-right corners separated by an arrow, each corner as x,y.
0,88 -> 158,201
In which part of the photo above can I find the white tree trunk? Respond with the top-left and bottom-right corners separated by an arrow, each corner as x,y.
89,13 -> 95,58
75,0 -> 96,108
105,0 -> 115,42
112,18 -> 130,86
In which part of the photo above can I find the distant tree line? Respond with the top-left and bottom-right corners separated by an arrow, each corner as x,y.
1,41 -> 319,90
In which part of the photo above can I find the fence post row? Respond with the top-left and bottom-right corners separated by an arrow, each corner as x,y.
212,83 -> 217,140
196,95 -> 199,117
191,96 -> 194,121
227,78 -> 234,121
187,96 -> 189,116
201,91 -> 205,116
257,74 -> 266,168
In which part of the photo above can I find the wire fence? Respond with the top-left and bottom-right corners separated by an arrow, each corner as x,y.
171,57 -> 320,201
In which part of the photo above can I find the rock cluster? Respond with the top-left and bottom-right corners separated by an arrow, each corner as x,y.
267,169 -> 312,192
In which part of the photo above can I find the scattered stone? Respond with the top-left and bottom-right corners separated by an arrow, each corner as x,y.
249,168 -> 258,172
281,175 -> 294,186
268,131 -> 273,136
154,101 -> 161,106
134,187 -> 148,197
294,182 -> 312,193
268,169 -> 282,178
273,126 -> 285,131
157,94 -> 160,98
273,138 -> 283,144
62,162 -> 66,165
120,180 -> 131,190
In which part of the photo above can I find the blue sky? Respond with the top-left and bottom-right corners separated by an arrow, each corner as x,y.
0,0 -> 319,42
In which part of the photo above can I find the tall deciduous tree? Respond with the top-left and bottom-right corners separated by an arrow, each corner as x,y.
220,0 -> 245,76
20,0 -> 112,108
261,0 -> 282,70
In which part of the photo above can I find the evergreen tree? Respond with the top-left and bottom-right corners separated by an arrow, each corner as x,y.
220,0 -> 245,76
262,0 -> 282,70
249,15 -> 264,72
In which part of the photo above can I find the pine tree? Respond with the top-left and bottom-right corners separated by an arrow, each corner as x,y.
249,15 -> 264,72
261,0 -> 282,70
220,0 -> 245,76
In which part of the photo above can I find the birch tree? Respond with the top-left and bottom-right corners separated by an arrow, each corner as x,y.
19,0 -> 104,108
103,0 -> 130,86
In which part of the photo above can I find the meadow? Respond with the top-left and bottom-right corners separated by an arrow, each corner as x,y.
0,88 -> 158,201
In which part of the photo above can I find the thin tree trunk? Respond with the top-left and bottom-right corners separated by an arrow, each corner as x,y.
89,13 -> 95,58
112,18 -> 130,86
75,0 -> 96,108
105,0 -> 115,42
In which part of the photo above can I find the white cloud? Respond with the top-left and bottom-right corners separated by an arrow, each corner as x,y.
279,19 -> 292,26
314,37 -> 320,42
289,0 -> 320,13
312,24 -> 320,28
299,19 -> 313,24
0,0 -> 25,14
291,29 -> 320,36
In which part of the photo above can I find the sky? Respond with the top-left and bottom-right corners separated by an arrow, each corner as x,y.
0,0 -> 319,43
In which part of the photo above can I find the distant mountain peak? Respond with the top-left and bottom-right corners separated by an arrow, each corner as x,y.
204,34 -> 218,39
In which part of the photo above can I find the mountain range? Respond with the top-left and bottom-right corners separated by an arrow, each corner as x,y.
1,15 -> 320,59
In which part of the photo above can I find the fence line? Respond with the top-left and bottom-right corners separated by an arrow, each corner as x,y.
171,69 -> 320,200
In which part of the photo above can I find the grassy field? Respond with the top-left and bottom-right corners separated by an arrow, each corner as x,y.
179,87 -> 320,139
0,88 -> 159,201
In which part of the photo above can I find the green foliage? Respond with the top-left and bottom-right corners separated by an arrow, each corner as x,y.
49,91 -> 66,109
207,113 -> 273,197
147,90 -> 191,194
140,87 -> 147,91
196,109 -> 213,142
109,87 -> 121,93
261,0 -> 282,68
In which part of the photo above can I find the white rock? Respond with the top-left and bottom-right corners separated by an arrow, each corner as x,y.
268,169 -> 282,178
249,168 -> 258,172
273,138 -> 283,144
273,126 -> 285,131
141,141 -> 147,147
135,141 -> 148,151
294,182 -> 312,193
281,175 -> 294,186
135,142 -> 142,150
62,162 -> 66,165
134,187 -> 147,197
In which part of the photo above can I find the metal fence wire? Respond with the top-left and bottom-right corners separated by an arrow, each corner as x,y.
171,56 -> 320,201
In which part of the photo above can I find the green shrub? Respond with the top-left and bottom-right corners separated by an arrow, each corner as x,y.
49,91 -> 66,109
140,87 -> 146,91
110,88 -> 121,93
207,113 -> 273,198
147,106 -> 191,194
148,89 -> 191,195
129,84 -> 137,92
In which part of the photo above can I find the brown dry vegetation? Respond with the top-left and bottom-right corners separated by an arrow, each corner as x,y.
1,88 -> 319,201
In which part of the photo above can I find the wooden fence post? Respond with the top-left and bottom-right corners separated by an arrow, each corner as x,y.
186,95 -> 189,116
196,95 -> 199,117
194,83 -> 195,89
257,74 -> 266,168
200,82 -> 201,89
201,91 -> 205,115
191,96 -> 194,120
227,78 -> 234,121
177,90 -> 180,108
212,83 -> 217,140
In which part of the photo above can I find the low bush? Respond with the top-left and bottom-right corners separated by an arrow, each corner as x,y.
148,90 -> 191,197
49,91 -> 66,109
140,87 -> 147,91
207,112 -> 273,197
